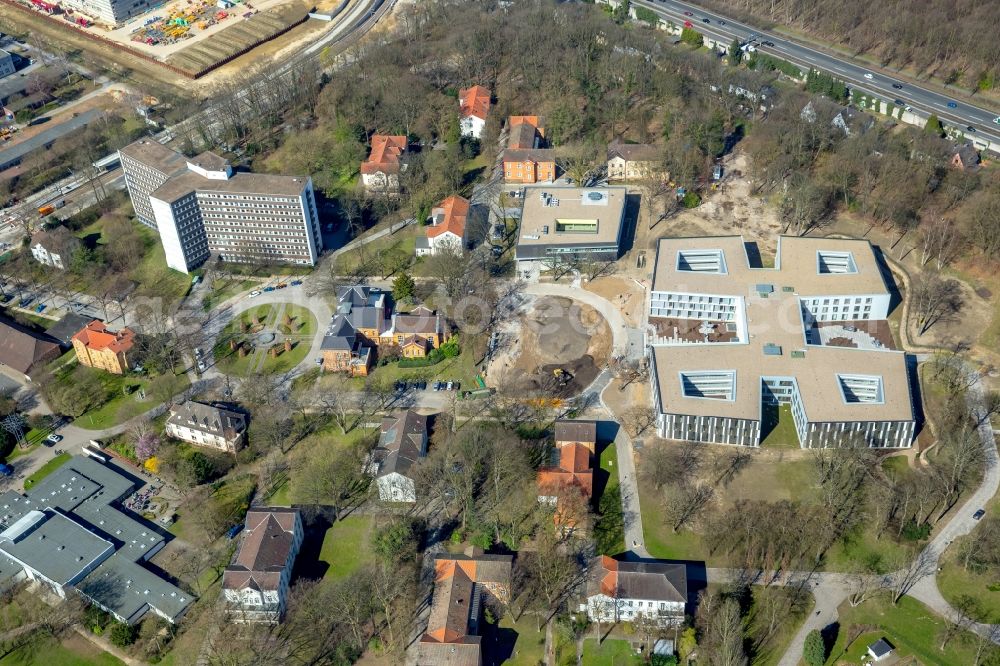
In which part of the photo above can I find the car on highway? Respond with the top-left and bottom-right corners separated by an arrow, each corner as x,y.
761,40 -> 774,46
947,101 -> 958,108
45,433 -> 63,444
967,125 -> 976,133
701,17 -> 710,23
994,117 -> 1000,125
864,73 -> 873,80
718,20 -> 725,25
683,10 -> 692,16
893,99 -> 904,106
974,509 -> 986,520
892,83 -> 903,89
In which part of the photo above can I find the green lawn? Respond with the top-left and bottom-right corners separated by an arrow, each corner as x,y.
279,304 -> 318,337
73,371 -> 190,431
318,515 -> 373,582
488,615 -> 546,666
333,226 -> 418,276
345,345 -> 482,390
826,596 -> 987,665
760,404 -> 800,448
128,226 -> 192,306
937,555 -> 1000,622
881,454 -> 912,479
581,638 -> 640,666
822,528 -> 915,573
0,633 -> 124,666
595,440 -> 625,556
257,337 -> 312,375
23,452 -> 71,489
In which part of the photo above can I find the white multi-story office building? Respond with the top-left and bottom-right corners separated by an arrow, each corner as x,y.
59,0 -> 156,26
647,235 -> 915,449
120,141 -> 322,273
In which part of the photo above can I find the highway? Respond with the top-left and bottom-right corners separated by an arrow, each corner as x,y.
634,0 -> 1000,151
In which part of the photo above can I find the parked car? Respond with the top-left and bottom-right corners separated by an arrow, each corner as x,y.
34,303 -> 45,313
197,361 -> 206,372
45,433 -> 63,444
947,100 -> 958,108
315,357 -> 323,365
276,283 -> 287,289
863,73 -> 873,80
454,382 -> 461,391
263,286 -> 276,292
446,381 -> 454,390
194,348 -> 203,357
249,290 -> 261,298
974,509 -> 986,520
416,380 -> 427,390
0,463 -> 12,477
226,524 -> 244,539
433,381 -> 443,391
18,297 -> 32,308
291,280 -> 303,286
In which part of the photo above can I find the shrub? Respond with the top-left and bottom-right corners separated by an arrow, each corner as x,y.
900,519 -> 932,541
635,6 -> 658,25
680,27 -> 703,47
109,621 -> 138,647
681,191 -> 701,208
803,629 -> 825,666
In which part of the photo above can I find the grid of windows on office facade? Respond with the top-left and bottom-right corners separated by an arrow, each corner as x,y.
650,292 -> 738,321
800,296 -> 874,321
171,194 -> 209,262
122,158 -> 169,226
657,412 -> 760,447
802,420 -> 914,449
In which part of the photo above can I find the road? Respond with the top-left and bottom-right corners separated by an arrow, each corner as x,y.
634,0 -> 1000,149
1,0 -> 393,232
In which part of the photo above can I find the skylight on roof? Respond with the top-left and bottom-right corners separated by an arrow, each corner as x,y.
680,371 -> 735,400
837,374 -> 884,404
677,249 -> 727,274
817,251 -> 858,274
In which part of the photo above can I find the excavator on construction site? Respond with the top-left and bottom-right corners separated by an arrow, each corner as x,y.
553,368 -> 573,385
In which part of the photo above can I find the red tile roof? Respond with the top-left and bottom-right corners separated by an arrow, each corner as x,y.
459,85 -> 491,121
537,442 -> 594,499
427,195 -> 469,240
72,320 -> 136,355
361,135 -> 407,175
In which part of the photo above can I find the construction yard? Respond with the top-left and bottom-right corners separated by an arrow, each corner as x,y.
488,295 -> 611,397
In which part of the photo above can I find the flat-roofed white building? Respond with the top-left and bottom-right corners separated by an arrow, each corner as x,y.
515,186 -> 627,277
120,141 -> 322,273
647,235 -> 914,449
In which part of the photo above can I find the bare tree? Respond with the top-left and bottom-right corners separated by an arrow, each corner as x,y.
939,594 -> 981,651
911,272 -> 964,335
664,481 -> 714,533
919,218 -> 963,270
888,548 -> 936,604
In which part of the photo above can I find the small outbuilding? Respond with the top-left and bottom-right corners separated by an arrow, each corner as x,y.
867,638 -> 895,661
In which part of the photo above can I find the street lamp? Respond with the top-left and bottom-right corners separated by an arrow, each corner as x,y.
1,413 -> 27,450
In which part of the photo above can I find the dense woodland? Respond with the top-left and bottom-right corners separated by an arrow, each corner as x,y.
692,0 -> 1000,92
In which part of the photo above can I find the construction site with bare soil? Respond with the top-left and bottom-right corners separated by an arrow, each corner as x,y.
489,295 -> 612,398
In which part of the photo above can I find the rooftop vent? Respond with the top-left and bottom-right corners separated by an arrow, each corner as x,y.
791,350 -> 805,359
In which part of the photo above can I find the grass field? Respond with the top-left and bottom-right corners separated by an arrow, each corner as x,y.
0,633 -> 124,666
760,404 -> 800,448
22,452 -> 70,489
595,439 -> 625,556
73,371 -> 190,431
201,278 -> 258,311
318,515 -> 373,582
825,596 -> 987,665
485,615 -> 547,666
581,638 -> 640,665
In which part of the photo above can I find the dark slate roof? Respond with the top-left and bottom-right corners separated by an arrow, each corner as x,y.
320,315 -> 358,350
590,556 -> 687,604
167,400 -> 247,439
868,638 -> 894,657
224,508 -> 300,594
45,313 -> 95,347
607,141 -> 660,163
0,109 -> 101,170
376,411 -> 428,477
554,420 -> 597,445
